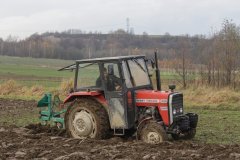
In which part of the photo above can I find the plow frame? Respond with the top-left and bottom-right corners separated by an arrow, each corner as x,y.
37,93 -> 66,128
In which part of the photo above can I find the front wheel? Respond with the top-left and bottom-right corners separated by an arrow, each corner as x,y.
138,121 -> 167,144
65,98 -> 110,139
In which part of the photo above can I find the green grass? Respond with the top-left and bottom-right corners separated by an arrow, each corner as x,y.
0,55 -> 73,67
0,64 -> 73,78
0,112 -> 40,126
17,80 -> 62,88
0,55 -> 186,88
0,56 -> 75,88
187,108 -> 240,144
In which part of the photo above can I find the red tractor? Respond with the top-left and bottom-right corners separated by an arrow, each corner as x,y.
38,52 -> 198,144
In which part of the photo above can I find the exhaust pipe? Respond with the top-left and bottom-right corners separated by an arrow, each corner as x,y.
154,50 -> 161,91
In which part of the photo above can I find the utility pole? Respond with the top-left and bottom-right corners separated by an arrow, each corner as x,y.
126,18 -> 129,33
28,41 -> 32,57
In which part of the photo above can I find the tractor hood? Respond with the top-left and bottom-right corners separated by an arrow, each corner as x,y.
135,89 -> 178,126
135,89 -> 171,107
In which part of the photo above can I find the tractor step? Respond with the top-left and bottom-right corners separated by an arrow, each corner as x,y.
113,128 -> 125,136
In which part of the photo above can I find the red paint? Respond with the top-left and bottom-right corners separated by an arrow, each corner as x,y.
64,91 -> 102,103
94,94 -> 108,106
63,89 -> 172,126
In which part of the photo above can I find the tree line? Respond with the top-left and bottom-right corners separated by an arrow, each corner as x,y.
0,29 -> 205,60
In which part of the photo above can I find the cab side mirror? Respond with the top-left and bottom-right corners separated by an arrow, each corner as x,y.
169,84 -> 176,92
146,59 -> 155,69
146,59 -> 155,77
150,59 -> 155,69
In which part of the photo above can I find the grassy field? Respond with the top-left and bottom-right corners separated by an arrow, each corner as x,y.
1,55 -> 240,144
0,55 -> 183,88
0,55 -> 74,88
187,108 -> 240,144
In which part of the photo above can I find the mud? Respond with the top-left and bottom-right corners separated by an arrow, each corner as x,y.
0,98 -> 36,113
0,98 -> 240,160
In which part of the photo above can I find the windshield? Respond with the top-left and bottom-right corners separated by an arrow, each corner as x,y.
77,63 -> 100,88
123,58 -> 150,87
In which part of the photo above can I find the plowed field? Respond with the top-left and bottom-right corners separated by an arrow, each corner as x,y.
0,99 -> 240,160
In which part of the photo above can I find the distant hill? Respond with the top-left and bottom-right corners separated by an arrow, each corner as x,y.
0,29 -> 206,63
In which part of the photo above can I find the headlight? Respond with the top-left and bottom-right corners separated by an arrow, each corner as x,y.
173,109 -> 176,115
180,108 -> 183,113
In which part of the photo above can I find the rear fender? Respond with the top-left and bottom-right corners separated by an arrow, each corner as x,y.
64,91 -> 102,103
63,91 -> 109,114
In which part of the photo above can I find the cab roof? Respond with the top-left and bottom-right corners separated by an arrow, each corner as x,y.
75,55 -> 145,63
59,55 -> 145,71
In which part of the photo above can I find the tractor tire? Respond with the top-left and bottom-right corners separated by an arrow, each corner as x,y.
182,128 -> 196,140
138,121 -> 167,144
171,128 -> 196,140
65,98 -> 110,139
171,133 -> 181,140
124,128 -> 136,138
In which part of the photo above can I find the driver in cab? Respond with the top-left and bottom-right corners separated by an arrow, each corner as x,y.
96,65 -> 121,91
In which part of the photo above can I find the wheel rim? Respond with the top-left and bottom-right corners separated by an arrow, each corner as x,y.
71,109 -> 96,138
146,131 -> 162,144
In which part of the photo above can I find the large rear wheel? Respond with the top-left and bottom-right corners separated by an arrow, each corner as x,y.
138,121 -> 167,144
65,98 -> 110,139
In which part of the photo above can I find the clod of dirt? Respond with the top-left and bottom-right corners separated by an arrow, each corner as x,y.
143,154 -> 151,159
0,127 -> 6,132
54,152 -> 90,160
229,153 -> 240,159
38,151 -> 52,157
13,127 -> 29,134
15,151 -> 26,158
25,123 -> 67,137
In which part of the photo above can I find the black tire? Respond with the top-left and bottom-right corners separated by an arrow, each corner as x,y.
171,128 -> 196,140
138,121 -> 167,144
124,128 -> 136,138
64,98 -> 110,139
171,133 -> 181,140
183,128 -> 196,140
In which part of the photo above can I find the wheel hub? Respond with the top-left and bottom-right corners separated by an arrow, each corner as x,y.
146,132 -> 161,144
73,111 -> 95,137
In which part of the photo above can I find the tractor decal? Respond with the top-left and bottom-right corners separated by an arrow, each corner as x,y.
136,99 -> 167,103
160,106 -> 168,111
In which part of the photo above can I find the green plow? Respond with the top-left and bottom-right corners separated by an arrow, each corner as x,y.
37,93 -> 67,128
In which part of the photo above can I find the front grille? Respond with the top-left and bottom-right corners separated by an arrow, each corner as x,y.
171,93 -> 183,117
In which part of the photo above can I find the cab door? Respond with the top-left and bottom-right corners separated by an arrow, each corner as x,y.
122,61 -> 136,129
101,62 -> 127,129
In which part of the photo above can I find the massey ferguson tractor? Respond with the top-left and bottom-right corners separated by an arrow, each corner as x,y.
38,52 -> 198,144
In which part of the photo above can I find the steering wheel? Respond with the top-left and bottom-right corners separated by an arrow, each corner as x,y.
115,85 -> 122,91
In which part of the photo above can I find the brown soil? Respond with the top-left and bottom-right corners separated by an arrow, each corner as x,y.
0,98 -> 240,160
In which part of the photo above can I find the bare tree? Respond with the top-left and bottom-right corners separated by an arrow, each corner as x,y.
173,36 -> 192,88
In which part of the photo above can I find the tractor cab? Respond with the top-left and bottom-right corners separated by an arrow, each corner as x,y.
62,55 -> 153,131
70,55 -> 152,92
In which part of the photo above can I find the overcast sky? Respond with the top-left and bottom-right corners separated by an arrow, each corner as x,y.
0,0 -> 240,39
